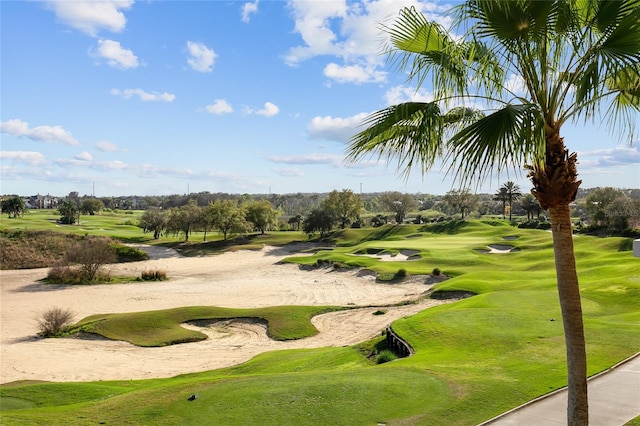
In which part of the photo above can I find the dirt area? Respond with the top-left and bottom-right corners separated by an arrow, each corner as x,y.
0,244 -> 451,383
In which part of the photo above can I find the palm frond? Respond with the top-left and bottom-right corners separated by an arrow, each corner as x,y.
446,103 -> 545,186
385,7 -> 468,95
346,102 -> 483,179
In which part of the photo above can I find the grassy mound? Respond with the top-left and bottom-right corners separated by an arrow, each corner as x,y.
0,230 -> 148,269
72,306 -> 343,346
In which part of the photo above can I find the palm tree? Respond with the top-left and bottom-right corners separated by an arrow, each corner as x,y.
501,181 -> 522,221
493,187 -> 509,219
520,193 -> 541,222
346,3 -> 639,425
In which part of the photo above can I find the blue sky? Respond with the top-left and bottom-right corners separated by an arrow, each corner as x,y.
1,0 -> 638,197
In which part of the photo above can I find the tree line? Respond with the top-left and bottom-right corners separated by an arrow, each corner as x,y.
3,186 -> 639,238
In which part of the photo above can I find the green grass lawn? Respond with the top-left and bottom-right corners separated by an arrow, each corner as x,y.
1,220 -> 638,425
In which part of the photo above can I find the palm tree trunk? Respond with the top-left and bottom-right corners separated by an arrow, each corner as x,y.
548,203 -> 588,426
529,131 -> 586,425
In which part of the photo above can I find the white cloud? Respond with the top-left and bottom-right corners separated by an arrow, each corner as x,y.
268,153 -> 345,166
0,151 -> 47,166
579,146 -> 640,167
111,88 -> 176,102
241,0 -> 259,23
284,1 -> 452,84
186,41 -> 216,72
1,118 -> 79,145
93,160 -> 128,170
505,73 -> 527,97
307,112 -> 369,142
246,102 -> 280,117
384,85 -> 434,105
96,141 -> 126,152
283,1 -> 347,66
205,99 -> 234,114
91,39 -> 139,69
44,0 -> 133,36
75,151 -> 93,161
323,62 -> 386,84
274,167 -> 304,177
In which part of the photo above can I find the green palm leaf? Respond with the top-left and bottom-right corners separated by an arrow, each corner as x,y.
446,103 -> 545,185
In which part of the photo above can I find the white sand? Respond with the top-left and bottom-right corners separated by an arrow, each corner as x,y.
0,244 -> 448,384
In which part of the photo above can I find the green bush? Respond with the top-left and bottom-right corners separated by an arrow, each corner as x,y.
432,267 -> 441,276
376,350 -> 397,364
114,245 -> 148,262
393,268 -> 407,280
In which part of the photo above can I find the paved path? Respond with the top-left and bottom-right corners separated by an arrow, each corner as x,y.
480,353 -> 640,426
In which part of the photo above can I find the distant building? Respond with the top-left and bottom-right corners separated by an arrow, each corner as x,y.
27,194 -> 59,209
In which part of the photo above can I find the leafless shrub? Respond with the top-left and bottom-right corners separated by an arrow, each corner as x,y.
65,238 -> 117,281
36,307 -> 75,337
141,269 -> 167,281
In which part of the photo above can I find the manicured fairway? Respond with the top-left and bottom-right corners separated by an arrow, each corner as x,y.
1,221 -> 638,425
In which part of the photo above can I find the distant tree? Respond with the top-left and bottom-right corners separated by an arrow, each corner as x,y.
323,189 -> 362,229
80,198 -> 104,215
244,200 -> 278,234
65,238 -> 117,281
303,207 -> 336,237
380,191 -> 417,223
67,191 -> 80,206
139,208 -> 168,239
288,214 -> 303,231
58,200 -> 80,225
443,189 -> 477,219
585,188 -> 634,232
520,194 -> 542,222
501,181 -> 522,221
1,196 -> 26,218
166,201 -> 201,241
371,214 -> 388,227
493,188 -> 509,219
207,199 -> 249,240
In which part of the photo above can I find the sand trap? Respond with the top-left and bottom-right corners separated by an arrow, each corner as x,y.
0,244 -> 450,384
352,249 -> 421,262
475,244 -> 520,254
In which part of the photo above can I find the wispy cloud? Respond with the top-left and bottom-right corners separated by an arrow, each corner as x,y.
241,0 -> 259,23
96,141 -> 127,152
111,88 -> 175,102
186,41 -> 216,72
273,167 -> 304,177
268,153 -> 344,166
1,119 -> 79,146
75,151 -> 93,161
578,146 -> 640,167
0,151 -> 47,166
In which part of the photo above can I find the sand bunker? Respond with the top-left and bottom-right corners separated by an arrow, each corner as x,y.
475,244 -> 520,254
352,249 -> 421,261
0,244 -> 450,384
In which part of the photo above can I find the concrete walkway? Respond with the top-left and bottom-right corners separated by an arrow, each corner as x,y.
480,353 -> 640,426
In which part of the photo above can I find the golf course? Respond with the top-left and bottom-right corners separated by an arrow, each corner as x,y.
0,213 -> 639,425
